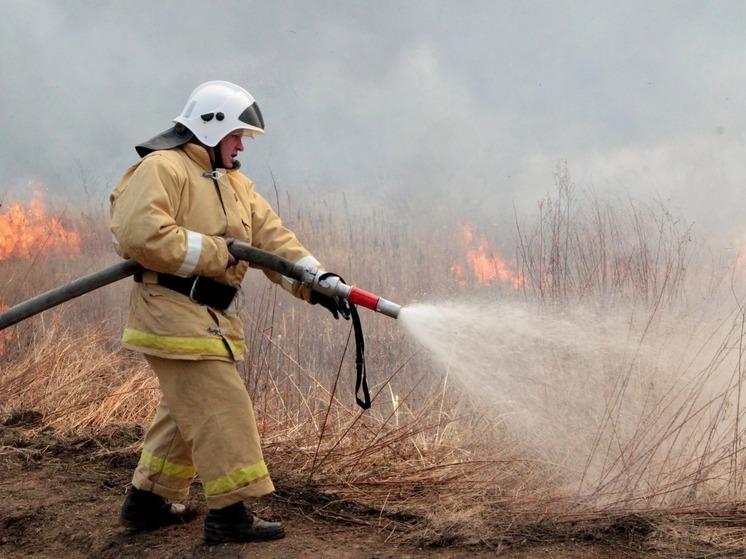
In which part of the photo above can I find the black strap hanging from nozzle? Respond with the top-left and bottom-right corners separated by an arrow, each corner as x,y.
349,302 -> 371,409
316,272 -> 370,409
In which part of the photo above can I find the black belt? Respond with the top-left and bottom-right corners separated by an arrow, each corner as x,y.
134,272 -> 239,311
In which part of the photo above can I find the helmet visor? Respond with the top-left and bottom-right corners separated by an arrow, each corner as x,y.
239,102 -> 264,132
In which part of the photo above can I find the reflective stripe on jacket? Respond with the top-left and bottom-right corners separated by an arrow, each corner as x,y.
110,143 -> 319,361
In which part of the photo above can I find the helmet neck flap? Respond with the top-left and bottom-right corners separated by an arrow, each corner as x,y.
135,123 -> 193,158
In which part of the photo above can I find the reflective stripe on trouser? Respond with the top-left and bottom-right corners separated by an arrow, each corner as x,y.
132,355 -> 275,509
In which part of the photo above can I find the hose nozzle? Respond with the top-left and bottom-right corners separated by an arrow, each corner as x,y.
309,272 -> 401,319
346,285 -> 401,319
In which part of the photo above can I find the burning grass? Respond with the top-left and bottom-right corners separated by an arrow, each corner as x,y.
0,189 -> 81,260
5,171 -> 746,554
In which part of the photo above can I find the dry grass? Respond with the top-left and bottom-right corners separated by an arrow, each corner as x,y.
0,318 -> 156,433
4,169 -> 746,553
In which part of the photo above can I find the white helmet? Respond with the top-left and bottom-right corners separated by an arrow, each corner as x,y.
173,81 -> 265,147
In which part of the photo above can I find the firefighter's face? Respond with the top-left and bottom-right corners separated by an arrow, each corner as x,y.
220,132 -> 245,169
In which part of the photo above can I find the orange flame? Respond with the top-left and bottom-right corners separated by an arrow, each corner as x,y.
0,190 -> 81,260
452,224 -> 522,288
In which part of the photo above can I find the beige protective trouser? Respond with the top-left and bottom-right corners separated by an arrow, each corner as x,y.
131,355 -> 275,509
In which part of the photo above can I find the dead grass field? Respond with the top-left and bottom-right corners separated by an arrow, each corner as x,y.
4,169 -> 746,557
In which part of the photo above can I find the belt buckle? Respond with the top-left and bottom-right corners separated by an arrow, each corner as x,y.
189,276 -> 202,304
223,285 -> 243,316
189,276 -> 241,312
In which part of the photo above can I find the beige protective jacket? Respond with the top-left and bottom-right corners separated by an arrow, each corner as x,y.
110,143 -> 319,362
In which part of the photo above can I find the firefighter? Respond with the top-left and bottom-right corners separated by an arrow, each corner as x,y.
110,80 -> 348,544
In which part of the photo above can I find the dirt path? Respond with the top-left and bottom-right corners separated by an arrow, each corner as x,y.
0,423 -> 668,558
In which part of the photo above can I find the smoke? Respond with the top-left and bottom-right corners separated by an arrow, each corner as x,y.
2,1 -> 746,236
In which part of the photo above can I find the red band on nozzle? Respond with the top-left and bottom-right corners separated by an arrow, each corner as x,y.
347,286 -> 380,311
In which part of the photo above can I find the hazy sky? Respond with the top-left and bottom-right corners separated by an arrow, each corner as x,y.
2,0 -> 745,235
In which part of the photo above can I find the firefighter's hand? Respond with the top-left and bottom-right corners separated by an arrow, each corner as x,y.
225,238 -> 238,267
310,291 -> 351,320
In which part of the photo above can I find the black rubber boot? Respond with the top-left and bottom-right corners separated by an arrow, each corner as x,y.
204,502 -> 285,544
119,487 -> 190,530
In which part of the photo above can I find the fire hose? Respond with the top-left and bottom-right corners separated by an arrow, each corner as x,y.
0,241 -> 402,408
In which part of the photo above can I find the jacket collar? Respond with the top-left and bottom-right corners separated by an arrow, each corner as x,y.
181,142 -> 213,171
180,143 -> 240,174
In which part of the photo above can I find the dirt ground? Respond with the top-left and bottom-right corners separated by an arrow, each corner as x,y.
0,419 -> 728,559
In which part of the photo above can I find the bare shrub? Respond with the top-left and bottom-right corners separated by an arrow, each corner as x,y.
515,160 -> 694,307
